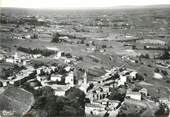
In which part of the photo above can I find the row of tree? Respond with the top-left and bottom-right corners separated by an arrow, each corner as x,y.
17,47 -> 56,56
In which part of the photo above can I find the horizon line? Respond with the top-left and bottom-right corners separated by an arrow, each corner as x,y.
1,4 -> 170,10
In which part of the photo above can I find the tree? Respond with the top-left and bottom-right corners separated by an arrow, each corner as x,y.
51,32 -> 60,43
155,103 -> 169,117
33,95 -> 64,117
65,87 -> 85,108
92,41 -> 95,46
135,73 -> 144,81
86,43 -> 89,46
161,69 -> 168,76
159,50 -> 170,59
139,53 -> 150,59
102,45 -> 107,49
166,79 -> 170,83
0,68 -> 10,79
33,86 -> 54,98
87,83 -> 94,92
154,68 -> 160,73
145,53 -> 150,59
77,56 -> 83,61
39,86 -> 54,96
0,81 -> 3,87
65,53 -> 72,58
132,45 -> 136,50
33,61 -> 45,69
31,33 -> 38,39
108,87 -> 126,102
80,39 -> 85,44
28,85 -> 86,117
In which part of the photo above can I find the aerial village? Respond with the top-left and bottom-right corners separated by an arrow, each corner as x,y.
0,7 -> 170,117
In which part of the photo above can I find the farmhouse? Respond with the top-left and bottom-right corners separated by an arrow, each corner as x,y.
126,89 -> 142,100
50,74 -> 62,82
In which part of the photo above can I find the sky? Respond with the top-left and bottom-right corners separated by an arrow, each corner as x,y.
0,0 -> 170,9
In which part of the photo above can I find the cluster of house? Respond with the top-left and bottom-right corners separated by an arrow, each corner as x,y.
126,88 -> 147,100
83,64 -> 170,117
0,50 -> 80,98
0,47 -> 169,117
4,52 -> 42,65
35,64 -> 76,96
1,53 -> 77,96
0,45 -> 83,95
121,56 -> 139,63
83,66 -> 148,116
19,16 -> 48,26
12,33 -> 39,40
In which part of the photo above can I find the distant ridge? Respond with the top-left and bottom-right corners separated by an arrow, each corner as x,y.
0,4 -> 170,10
105,4 -> 170,10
